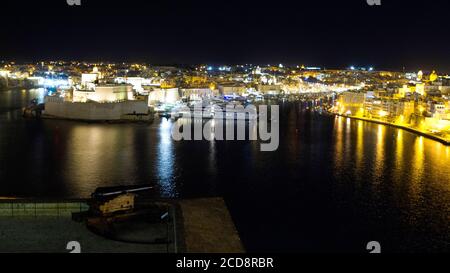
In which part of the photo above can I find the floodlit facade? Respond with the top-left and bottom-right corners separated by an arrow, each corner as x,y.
115,77 -> 154,93
81,73 -> 99,86
44,96 -> 149,121
257,84 -> 282,95
180,88 -> 216,101
218,84 -> 246,96
73,84 -> 134,103
148,88 -> 180,105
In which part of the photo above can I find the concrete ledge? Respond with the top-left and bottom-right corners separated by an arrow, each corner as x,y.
179,197 -> 244,253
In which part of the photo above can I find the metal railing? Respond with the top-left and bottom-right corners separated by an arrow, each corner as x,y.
0,199 -> 89,217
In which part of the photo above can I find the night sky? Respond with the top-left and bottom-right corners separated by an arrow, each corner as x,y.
1,0 -> 450,72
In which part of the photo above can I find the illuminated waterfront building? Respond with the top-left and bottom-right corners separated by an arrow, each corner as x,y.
115,77 -> 154,93
398,85 -> 411,98
415,83 -> 426,96
44,81 -> 149,121
81,73 -> 99,88
425,82 -> 450,95
337,91 -> 366,115
148,87 -> 180,105
180,88 -> 217,101
257,84 -> 282,95
217,83 -> 247,96
365,99 -> 392,120
0,70 -> 10,78
73,84 -> 134,103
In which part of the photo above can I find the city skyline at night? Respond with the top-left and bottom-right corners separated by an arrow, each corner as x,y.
0,0 -> 449,260
1,0 -> 450,72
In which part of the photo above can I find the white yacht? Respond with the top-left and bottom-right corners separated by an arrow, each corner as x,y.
170,99 -> 258,120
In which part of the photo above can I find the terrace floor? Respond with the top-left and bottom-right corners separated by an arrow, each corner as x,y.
0,197 -> 243,253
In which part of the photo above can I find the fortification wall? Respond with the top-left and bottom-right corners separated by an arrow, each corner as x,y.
44,97 -> 149,120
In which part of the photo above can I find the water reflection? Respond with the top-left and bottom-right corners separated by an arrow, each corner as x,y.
356,120 -> 364,170
374,125 -> 385,182
156,118 -> 176,197
0,91 -> 450,251
345,118 -> 352,161
408,136 -> 425,203
394,130 -> 404,186
334,116 -> 344,171
64,125 -> 138,195
412,136 -> 425,180
0,88 -> 45,118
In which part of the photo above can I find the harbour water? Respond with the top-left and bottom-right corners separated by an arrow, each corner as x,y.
0,89 -> 449,252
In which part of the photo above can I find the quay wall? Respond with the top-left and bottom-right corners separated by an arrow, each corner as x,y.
335,114 -> 450,146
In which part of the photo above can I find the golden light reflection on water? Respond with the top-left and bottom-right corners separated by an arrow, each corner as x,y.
333,117 -> 449,194
334,116 -> 344,171
356,121 -> 364,170
65,125 -> 137,195
396,130 -> 403,154
395,130 -> 404,177
374,125 -> 385,181
407,136 -> 425,202
345,118 -> 352,160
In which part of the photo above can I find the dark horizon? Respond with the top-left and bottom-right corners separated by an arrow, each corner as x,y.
1,0 -> 450,73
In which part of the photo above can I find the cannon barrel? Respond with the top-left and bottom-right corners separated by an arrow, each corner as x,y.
92,185 -> 153,199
